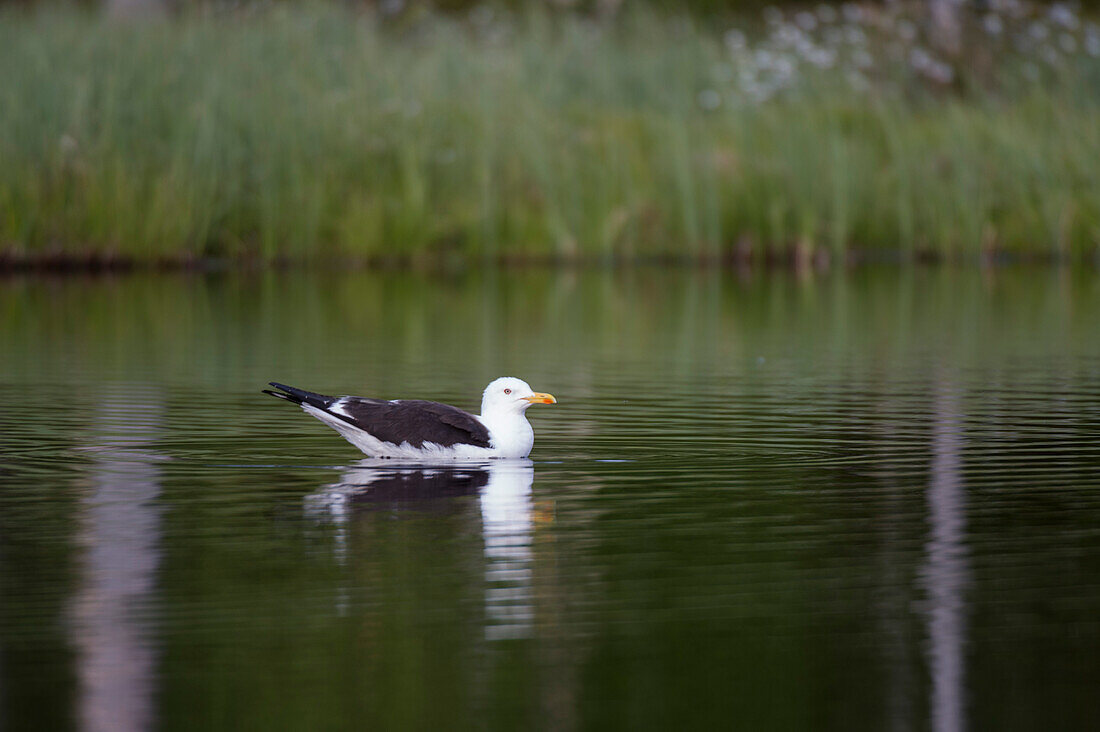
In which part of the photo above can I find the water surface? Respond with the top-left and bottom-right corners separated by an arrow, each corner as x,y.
1,270 -> 1098,730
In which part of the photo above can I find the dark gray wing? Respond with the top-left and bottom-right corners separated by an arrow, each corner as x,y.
331,398 -> 491,449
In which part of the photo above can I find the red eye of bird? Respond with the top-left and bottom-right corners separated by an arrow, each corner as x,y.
504,388 -> 511,394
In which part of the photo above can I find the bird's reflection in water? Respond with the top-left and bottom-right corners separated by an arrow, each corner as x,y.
478,461 -> 535,640
305,459 -> 536,641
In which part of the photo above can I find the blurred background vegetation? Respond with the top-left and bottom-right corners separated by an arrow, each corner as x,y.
1,0 -> 1098,266
7,0 -> 1100,16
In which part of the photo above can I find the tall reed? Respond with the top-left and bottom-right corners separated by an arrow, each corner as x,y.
1,4 -> 1098,264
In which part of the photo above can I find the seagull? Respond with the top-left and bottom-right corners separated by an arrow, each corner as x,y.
263,377 -> 556,459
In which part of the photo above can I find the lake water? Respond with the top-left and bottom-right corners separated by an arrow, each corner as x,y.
1,269 -> 1098,730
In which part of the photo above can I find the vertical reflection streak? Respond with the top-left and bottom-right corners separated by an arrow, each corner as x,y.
923,382 -> 969,732
479,462 -> 535,641
71,389 -> 162,732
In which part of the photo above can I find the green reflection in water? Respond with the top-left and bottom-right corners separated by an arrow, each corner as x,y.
0,270 -> 1098,730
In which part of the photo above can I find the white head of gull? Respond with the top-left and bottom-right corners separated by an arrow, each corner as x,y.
263,376 -> 556,460
476,377 -> 558,460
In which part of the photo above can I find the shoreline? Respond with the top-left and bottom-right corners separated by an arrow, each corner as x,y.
2,247 -> 1097,274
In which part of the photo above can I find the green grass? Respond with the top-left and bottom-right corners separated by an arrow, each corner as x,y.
1,5 -> 1099,265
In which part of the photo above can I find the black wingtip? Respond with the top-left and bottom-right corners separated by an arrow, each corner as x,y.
262,387 -> 298,404
262,382 -> 335,409
263,382 -> 302,403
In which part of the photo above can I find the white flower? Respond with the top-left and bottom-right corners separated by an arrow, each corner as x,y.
775,24 -> 803,46
1049,3 -> 1079,31
697,89 -> 722,111
746,80 -> 775,103
1086,33 -> 1100,57
59,134 -> 79,156
927,61 -> 954,84
795,12 -> 817,32
1028,22 -> 1050,42
724,28 -> 747,52
806,47 -> 836,68
982,14 -> 1003,36
380,0 -> 404,16
844,25 -> 867,45
909,47 -> 932,72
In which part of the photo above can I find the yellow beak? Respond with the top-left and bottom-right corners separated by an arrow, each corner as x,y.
523,392 -> 557,404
